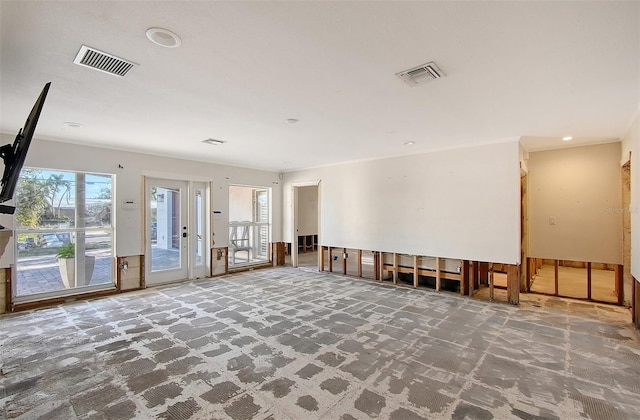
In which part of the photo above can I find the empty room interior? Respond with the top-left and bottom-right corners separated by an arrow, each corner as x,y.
1,1 -> 639,419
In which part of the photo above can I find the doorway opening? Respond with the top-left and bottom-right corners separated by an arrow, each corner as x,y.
289,183 -> 319,269
228,185 -> 271,268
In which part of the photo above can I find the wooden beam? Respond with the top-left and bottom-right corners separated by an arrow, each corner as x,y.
358,250 -> 363,277
461,260 -> 470,296
469,261 -> 477,296
393,253 -> 398,284
374,252 -> 379,280
587,262 -> 592,301
413,255 -> 419,288
616,265 -> 623,306
436,257 -> 441,292
489,263 -> 494,301
507,264 -> 520,305
525,257 -> 531,292
554,259 -> 559,296
320,246 -> 325,271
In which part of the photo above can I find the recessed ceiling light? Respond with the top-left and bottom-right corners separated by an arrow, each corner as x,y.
202,138 -> 225,145
286,118 -> 299,124
146,27 -> 182,48
63,122 -> 83,128
403,141 -> 415,146
562,136 -> 573,141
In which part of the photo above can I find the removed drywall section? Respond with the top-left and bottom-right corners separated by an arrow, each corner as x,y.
529,142 -> 623,264
284,140 -> 521,264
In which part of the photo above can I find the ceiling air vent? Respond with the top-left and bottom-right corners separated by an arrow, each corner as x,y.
73,45 -> 137,77
396,61 -> 445,86
202,138 -> 226,146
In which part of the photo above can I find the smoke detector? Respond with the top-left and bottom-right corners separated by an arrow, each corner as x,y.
73,45 -> 137,77
396,61 -> 445,86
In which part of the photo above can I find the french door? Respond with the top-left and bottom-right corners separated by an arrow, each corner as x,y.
145,178 -> 208,286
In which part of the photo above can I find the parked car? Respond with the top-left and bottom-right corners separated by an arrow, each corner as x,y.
40,234 -> 64,248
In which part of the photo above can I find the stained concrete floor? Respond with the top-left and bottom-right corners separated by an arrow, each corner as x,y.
1,267 -> 639,419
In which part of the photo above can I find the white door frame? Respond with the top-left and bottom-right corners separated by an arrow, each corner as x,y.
145,178 -> 210,285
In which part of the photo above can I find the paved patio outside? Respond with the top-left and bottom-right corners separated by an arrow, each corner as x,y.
16,247 -> 180,297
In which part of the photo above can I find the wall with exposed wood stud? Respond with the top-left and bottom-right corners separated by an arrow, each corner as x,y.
283,140 -> 521,265
529,142 -> 623,265
621,113 -> 639,282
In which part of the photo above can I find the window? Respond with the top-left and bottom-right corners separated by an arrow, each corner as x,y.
228,186 -> 270,267
14,168 -> 114,299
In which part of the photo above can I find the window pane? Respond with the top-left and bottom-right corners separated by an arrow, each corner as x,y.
151,187 -> 181,272
15,168 -> 114,298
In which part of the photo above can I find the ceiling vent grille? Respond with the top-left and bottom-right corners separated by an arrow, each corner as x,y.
73,45 -> 137,77
202,138 -> 226,146
396,61 -> 445,86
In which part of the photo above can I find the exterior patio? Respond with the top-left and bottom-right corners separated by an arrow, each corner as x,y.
15,247 -> 180,297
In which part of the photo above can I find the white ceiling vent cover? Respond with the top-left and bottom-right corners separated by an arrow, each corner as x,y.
396,62 -> 445,86
73,45 -> 137,77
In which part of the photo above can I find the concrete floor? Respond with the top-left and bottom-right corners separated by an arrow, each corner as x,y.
1,267 -> 639,419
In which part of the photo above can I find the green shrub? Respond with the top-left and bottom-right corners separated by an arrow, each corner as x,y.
56,243 -> 75,259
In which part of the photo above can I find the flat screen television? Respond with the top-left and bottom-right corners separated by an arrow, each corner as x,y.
0,82 -> 51,218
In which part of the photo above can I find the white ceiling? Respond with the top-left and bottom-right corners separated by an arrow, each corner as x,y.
1,1 -> 638,172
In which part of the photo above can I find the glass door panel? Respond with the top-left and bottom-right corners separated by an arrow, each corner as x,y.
146,179 -> 188,285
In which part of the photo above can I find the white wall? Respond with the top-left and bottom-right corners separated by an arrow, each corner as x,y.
528,143 -> 623,264
622,113 -> 639,279
0,136 -> 282,267
297,186 -> 318,236
284,140 -> 522,264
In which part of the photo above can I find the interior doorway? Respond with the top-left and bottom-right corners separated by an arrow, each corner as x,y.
145,178 -> 208,286
290,182 -> 320,269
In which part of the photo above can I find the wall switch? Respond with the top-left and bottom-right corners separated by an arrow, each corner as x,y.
549,216 -> 556,225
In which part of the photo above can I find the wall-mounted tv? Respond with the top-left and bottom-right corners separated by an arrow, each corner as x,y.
0,82 -> 51,219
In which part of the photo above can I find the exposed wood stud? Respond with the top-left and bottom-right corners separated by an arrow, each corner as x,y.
507,264 -> 520,305
489,263 -> 494,301
374,251 -> 379,280
587,262 -> 592,301
469,260 -> 476,296
436,257 -> 441,292
320,246 -> 325,271
616,265 -> 623,306
554,259 -> 559,296
525,257 -> 531,292
413,255 -> 419,288
393,253 -> 399,284
358,250 -> 363,277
